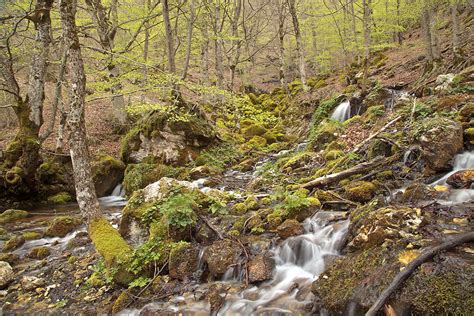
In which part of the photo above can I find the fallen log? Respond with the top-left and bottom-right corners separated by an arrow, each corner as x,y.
301,156 -> 385,189
366,231 -> 474,316
352,116 -> 401,154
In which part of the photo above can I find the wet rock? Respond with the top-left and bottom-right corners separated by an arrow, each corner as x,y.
21,276 -> 45,291
0,209 -> 28,224
47,191 -> 72,204
122,163 -> 179,196
248,255 -> 275,283
207,283 -> 229,314
415,117 -> 463,173
45,216 -> 81,237
204,240 -> 242,278
169,243 -> 199,280
0,261 -> 14,289
112,290 -> 133,314
189,165 -> 215,179
349,207 -> 423,250
92,155 -> 126,197
277,219 -> 304,239
344,181 -> 377,203
3,235 -> 25,251
447,169 -> 474,189
0,253 -> 19,265
120,111 -> 216,165
401,182 -> 437,202
28,246 -> 51,259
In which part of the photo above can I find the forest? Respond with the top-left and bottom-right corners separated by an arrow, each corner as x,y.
0,0 -> 473,314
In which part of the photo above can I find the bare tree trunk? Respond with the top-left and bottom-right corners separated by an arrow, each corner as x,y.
142,0 -> 151,100
361,0 -> 371,93
350,0 -> 360,64
277,0 -> 289,92
182,0 -> 196,80
229,0 -> 242,90
451,2 -> 462,60
421,8 -> 434,62
287,0 -> 308,91
430,7 -> 440,60
396,0 -> 402,45
201,20 -> 210,86
213,0 -> 225,89
162,0 -> 176,74
40,38 -> 67,142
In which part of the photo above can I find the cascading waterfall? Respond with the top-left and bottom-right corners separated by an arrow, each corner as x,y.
98,184 -> 127,207
218,212 -> 349,315
431,150 -> 474,204
331,100 -> 351,122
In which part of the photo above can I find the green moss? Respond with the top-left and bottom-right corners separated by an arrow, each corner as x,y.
0,209 -> 28,224
89,217 -> 134,285
28,246 -> 50,259
47,192 -> 72,204
310,120 -> 343,150
232,217 -> 246,232
344,181 -> 377,202
324,150 -> 344,161
3,235 -> 25,251
45,216 -> 81,237
308,97 -> 340,140
22,231 -> 42,240
246,136 -> 267,149
375,170 -> 393,180
242,123 -> 267,138
194,143 -> 240,172
68,255 -> 77,264
123,163 -> 179,196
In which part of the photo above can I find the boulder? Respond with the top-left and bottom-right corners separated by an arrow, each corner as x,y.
415,117 -> 464,173
204,239 -> 242,277
21,276 -> 45,291
168,243 -> 199,280
120,111 -> 216,165
28,246 -> 51,259
344,181 -> 377,203
3,235 -> 25,251
401,182 -> 438,202
0,261 -> 14,289
248,255 -> 275,283
447,169 -> 474,189
45,216 -> 82,237
277,219 -> 304,239
0,209 -> 28,224
92,155 -> 126,197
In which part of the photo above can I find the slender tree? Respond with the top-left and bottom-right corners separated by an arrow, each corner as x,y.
287,0 -> 308,90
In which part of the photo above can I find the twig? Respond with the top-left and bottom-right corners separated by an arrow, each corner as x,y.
197,213 -> 223,240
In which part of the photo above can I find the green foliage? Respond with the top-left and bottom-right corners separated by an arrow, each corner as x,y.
128,277 -> 152,289
194,143 -> 240,172
159,190 -> 198,228
128,238 -> 164,275
89,259 -> 116,285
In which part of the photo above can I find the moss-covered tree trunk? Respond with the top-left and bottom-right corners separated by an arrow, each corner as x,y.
1,0 -> 52,193
59,0 -> 133,286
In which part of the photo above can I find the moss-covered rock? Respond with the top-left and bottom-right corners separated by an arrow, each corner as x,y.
122,163 -> 180,197
242,123 -> 267,138
3,235 -> 25,251
204,239 -> 242,278
89,217 -> 134,286
120,110 -> 216,165
367,139 -> 393,159
168,242 -> 199,280
277,219 -> 304,239
464,127 -> 474,145
47,192 -> 72,204
310,120 -> 343,151
344,181 -> 377,203
45,216 -> 82,237
324,150 -> 344,161
0,209 -> 28,224
28,246 -> 50,259
22,231 -> 42,240
92,155 -> 126,197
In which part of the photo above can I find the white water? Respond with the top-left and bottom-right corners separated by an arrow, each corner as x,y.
219,212 -> 349,315
331,100 -> 351,122
431,150 -> 474,204
98,184 -> 127,207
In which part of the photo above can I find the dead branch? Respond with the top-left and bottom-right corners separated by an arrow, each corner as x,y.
197,213 -> 224,240
366,231 -> 474,316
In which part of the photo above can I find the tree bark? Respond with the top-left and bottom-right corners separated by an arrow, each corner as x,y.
213,0 -> 225,89
287,0 -> 308,90
162,0 -> 176,74
451,2 -> 461,60
277,0 -> 289,92
60,0 -> 102,222
201,19 -> 210,86
421,7 -> 434,62
182,0 -> 196,80
228,0 -> 242,90
361,0 -> 371,93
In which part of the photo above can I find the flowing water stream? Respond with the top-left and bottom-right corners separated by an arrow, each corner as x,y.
330,101 -> 351,122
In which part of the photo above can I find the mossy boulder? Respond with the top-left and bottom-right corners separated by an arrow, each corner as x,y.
242,123 -> 267,139
168,242 -> 199,280
458,102 -> 473,123
204,239 -> 242,278
28,246 -> 50,259
344,181 -> 377,202
413,117 -> 463,173
464,127 -> 474,145
310,120 -> 343,151
89,217 -> 134,286
401,182 -> 437,202
45,216 -> 82,237
3,235 -> 25,251
47,192 -> 72,204
324,150 -> 344,161
92,155 -> 126,197
122,163 -> 180,197
367,139 -> 393,159
0,209 -> 28,224
22,231 -> 42,240
120,111 -> 216,165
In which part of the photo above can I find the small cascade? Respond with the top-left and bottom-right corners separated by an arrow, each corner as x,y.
431,150 -> 474,204
218,212 -> 349,315
331,100 -> 351,122
98,184 -> 127,207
